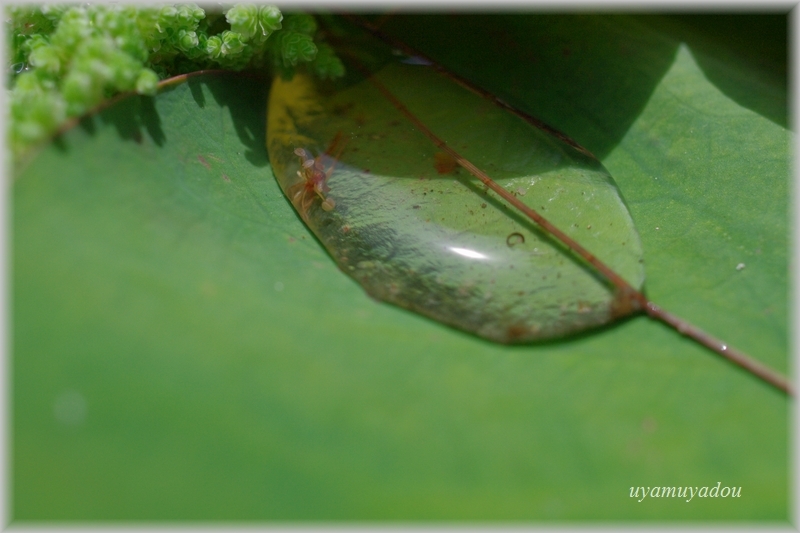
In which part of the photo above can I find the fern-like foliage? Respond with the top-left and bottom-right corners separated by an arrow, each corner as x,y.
7,4 -> 345,157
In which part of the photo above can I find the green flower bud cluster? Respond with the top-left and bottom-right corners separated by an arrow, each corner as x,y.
8,4 -> 345,158
226,4 -> 282,44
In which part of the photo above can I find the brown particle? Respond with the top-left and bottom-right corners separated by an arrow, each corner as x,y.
434,151 -> 458,174
481,203 -> 487,208
197,155 -> 211,169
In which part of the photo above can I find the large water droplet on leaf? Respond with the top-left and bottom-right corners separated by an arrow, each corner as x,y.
266,31 -> 644,343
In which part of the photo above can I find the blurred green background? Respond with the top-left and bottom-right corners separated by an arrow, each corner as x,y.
12,13 -> 789,521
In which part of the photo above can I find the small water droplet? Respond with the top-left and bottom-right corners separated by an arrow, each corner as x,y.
274,281 -> 284,292
506,232 -> 525,247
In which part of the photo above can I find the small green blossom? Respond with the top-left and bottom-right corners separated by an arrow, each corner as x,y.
176,4 -> 205,29
276,31 -> 317,67
226,4 -> 283,43
155,6 -> 178,33
221,31 -> 246,56
256,6 -> 284,38
312,43 -> 345,79
226,5 -> 258,40
176,29 -> 199,52
205,35 -> 224,59
62,70 -> 97,115
26,37 -> 61,75
135,68 -> 159,95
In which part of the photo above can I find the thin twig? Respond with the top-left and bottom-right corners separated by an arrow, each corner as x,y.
343,16 -> 794,396
645,303 -> 793,395
13,69 -> 259,176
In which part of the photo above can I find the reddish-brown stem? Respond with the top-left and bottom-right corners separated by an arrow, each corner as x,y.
56,70 -> 238,138
13,69 -> 261,176
344,25 -> 794,396
645,303 -> 793,395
